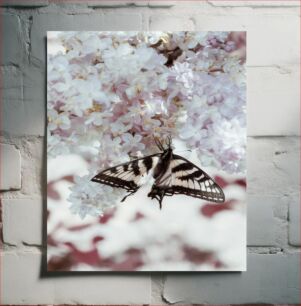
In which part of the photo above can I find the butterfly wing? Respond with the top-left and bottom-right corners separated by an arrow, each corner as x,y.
148,153 -> 225,206
168,154 -> 225,203
92,154 -> 161,197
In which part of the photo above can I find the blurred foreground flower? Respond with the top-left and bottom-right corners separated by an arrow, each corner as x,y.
47,172 -> 246,271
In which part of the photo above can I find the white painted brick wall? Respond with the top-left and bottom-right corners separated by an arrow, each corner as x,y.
0,66 -> 22,102
248,66 -> 300,136
65,1 -> 175,7
2,63 -> 46,136
247,196 -> 278,246
163,253 -> 299,304
21,65 -> 46,136
2,252 -> 151,304
289,194 -> 300,246
0,143 -> 21,191
248,137 -> 299,196
31,12 -> 143,65
2,13 -> 25,66
2,198 -> 42,246
149,15 -> 195,31
0,1 -> 299,305
207,1 -> 300,7
0,0 -> 49,6
86,1 -> 149,7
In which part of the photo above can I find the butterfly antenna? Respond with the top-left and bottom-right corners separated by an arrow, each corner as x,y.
158,139 -> 164,151
167,135 -> 172,148
153,136 -> 158,149
154,137 -> 160,149
154,136 -> 164,151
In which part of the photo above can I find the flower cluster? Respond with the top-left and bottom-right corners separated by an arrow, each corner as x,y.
48,31 -> 246,218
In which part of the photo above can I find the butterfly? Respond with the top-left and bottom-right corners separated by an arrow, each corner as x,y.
91,136 -> 225,209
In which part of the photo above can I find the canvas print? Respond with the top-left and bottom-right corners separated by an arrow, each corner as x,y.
47,31 -> 246,271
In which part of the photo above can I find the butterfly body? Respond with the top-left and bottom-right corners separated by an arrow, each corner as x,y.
152,147 -> 172,180
92,137 -> 225,209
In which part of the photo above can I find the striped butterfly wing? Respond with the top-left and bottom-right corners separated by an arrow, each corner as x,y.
166,154 -> 225,203
91,154 -> 161,194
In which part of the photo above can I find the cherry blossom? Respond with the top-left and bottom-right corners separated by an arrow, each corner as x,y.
48,109 -> 71,131
48,31 -> 246,218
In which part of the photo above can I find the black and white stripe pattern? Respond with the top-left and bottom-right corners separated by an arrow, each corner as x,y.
92,138 -> 225,208
169,155 -> 224,203
91,154 -> 160,192
150,155 -> 224,203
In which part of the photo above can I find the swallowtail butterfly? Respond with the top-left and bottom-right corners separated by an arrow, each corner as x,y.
92,137 -> 225,209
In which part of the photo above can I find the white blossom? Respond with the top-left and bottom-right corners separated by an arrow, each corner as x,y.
48,109 -> 71,131
68,175 -> 125,219
47,31 -> 246,217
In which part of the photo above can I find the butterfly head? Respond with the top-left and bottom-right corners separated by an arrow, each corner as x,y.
154,136 -> 173,152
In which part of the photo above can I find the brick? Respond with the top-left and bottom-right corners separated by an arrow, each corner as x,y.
1,66 -> 23,135
85,0 -> 174,7
248,66 -> 299,136
207,0 -> 300,7
148,1 -> 175,7
20,137 -> 44,196
1,64 -> 45,136
86,1 -> 149,7
149,15 -> 195,31
247,196 -> 276,246
22,65 -> 45,136
102,13 -> 142,30
289,194 -> 300,246
163,253 -> 299,304
2,198 -> 42,246
2,13 -> 25,66
1,66 -> 22,102
151,275 -> 164,304
39,3 -> 93,14
248,13 -> 300,65
0,143 -> 21,191
247,195 -> 287,247
2,251 -> 151,304
248,137 -> 299,196
0,0 -> 49,6
31,13 -> 142,65
194,12 -> 299,66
